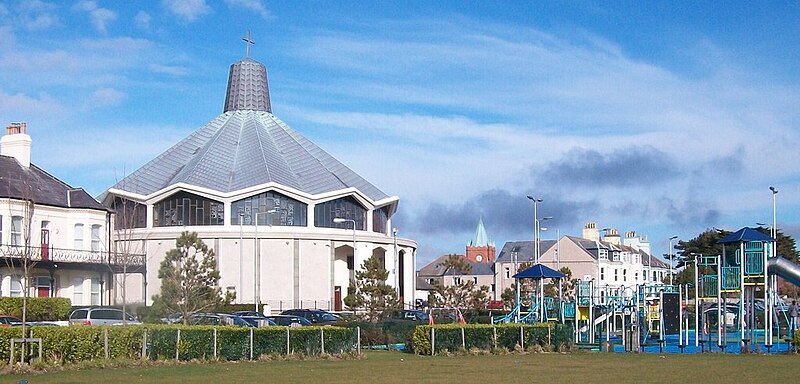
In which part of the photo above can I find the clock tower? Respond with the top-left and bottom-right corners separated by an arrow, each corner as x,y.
465,218 -> 495,263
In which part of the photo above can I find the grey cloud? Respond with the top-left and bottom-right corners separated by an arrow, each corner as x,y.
535,146 -> 680,187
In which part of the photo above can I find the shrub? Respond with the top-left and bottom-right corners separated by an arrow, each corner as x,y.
0,297 -> 72,321
411,323 -> 573,355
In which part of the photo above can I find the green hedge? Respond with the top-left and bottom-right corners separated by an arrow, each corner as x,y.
0,325 -> 357,365
411,323 -> 574,355
0,297 -> 72,321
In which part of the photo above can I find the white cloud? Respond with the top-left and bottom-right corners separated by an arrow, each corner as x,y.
88,87 -> 126,107
162,0 -> 210,22
134,11 -> 151,30
225,0 -> 271,20
0,90 -> 65,115
73,1 -> 117,34
13,0 -> 60,30
149,63 -> 189,76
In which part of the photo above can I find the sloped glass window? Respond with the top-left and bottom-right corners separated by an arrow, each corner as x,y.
314,196 -> 366,230
153,191 -> 224,227
231,191 -> 307,226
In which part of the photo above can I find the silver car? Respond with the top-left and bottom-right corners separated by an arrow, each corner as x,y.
69,307 -> 141,326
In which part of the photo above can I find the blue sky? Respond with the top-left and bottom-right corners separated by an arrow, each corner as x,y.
1,1 -> 799,267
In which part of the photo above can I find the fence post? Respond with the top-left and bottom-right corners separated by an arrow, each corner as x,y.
104,328 -> 109,360
357,326 -> 361,355
213,328 -> 218,359
493,326 -> 497,350
286,327 -> 290,355
176,329 -> 181,360
548,324 -> 552,350
520,325 -> 524,350
431,327 -> 436,356
461,327 -> 465,350
250,328 -> 254,360
141,329 -> 147,360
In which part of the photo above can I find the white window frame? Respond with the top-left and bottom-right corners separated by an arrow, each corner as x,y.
612,252 -> 620,262
10,275 -> 23,297
0,214 -> 3,246
90,277 -> 101,305
11,216 -> 23,246
74,224 -> 84,250
91,224 -> 102,252
599,249 -> 608,261
73,277 -> 85,305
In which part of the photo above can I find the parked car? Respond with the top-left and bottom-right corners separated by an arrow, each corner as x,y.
264,315 -> 313,327
280,309 -> 342,324
0,315 -> 22,327
69,307 -> 141,326
186,313 -> 254,327
384,309 -> 429,323
160,312 -> 183,324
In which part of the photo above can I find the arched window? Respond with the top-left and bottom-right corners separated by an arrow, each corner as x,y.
314,196 -> 366,230
153,191 -> 224,227
112,197 -> 147,229
231,191 -> 308,226
372,207 -> 389,234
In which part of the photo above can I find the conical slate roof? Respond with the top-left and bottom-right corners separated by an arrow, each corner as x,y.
107,57 -> 388,201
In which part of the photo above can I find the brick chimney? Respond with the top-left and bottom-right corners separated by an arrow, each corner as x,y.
1,122 -> 32,167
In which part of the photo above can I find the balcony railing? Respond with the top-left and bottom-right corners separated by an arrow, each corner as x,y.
0,245 -> 146,270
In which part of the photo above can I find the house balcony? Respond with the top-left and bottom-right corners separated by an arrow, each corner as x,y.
0,245 -> 146,274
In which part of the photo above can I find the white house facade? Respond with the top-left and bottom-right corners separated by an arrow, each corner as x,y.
0,123 -> 144,306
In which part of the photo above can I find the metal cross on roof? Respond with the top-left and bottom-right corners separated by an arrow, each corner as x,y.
242,30 -> 255,58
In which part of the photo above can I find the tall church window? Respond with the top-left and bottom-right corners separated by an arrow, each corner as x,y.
314,196 -> 366,230
112,197 -> 147,229
231,191 -> 307,226
153,191 -> 224,227
372,207 -> 389,234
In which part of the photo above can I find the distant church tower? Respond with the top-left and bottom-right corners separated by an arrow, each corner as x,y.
465,218 -> 495,263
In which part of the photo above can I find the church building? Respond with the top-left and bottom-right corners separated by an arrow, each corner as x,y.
101,45 -> 417,312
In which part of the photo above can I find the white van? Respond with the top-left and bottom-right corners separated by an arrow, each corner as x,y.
68,307 -> 141,326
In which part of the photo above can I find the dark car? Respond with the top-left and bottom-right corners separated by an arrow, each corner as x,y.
280,309 -> 341,324
385,309 -> 429,323
186,313 -> 254,327
265,315 -> 313,327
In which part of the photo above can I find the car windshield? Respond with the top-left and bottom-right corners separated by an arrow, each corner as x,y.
320,313 -> 339,321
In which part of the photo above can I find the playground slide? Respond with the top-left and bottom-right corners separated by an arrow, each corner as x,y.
767,257 -> 800,287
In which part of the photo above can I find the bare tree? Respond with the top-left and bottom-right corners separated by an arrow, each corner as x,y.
108,195 -> 148,324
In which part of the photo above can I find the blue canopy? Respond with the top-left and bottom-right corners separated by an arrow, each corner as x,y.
718,227 -> 775,244
513,264 -> 566,279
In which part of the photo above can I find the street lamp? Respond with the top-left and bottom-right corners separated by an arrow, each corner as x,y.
239,211 -> 244,304
770,186 -> 778,239
254,208 -> 277,313
526,196 -> 542,263
393,227 -> 399,302
668,235 -> 678,285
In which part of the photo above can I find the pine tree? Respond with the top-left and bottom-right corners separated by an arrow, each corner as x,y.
151,231 -> 233,324
344,256 -> 399,322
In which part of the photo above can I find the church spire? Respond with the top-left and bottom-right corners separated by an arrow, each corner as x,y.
471,217 -> 492,247
224,31 -> 272,113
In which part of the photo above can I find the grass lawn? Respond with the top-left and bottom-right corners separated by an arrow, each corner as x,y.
5,351 -> 797,383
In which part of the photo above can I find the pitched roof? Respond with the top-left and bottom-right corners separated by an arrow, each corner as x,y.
719,227 -> 775,244
497,235 -> 668,268
105,57 -> 389,201
0,156 -> 107,211
417,254 -> 494,277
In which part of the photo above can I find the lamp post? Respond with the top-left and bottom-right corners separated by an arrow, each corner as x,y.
393,227 -> 399,303
770,186 -> 778,239
254,208 -> 277,313
239,211 -> 244,304
526,196 -> 542,263
334,217 -> 357,274
668,236 -> 678,285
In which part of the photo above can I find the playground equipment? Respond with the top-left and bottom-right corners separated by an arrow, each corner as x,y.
492,227 -> 800,353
